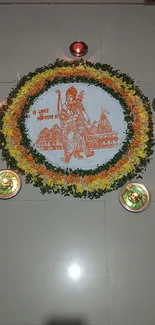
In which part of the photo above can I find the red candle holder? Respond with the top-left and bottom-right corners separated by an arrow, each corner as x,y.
69,41 -> 88,57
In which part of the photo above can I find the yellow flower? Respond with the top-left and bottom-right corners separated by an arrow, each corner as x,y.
47,179 -> 54,187
76,183 -> 83,193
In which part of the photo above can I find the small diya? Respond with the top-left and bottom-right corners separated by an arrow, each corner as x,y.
119,183 -> 150,212
0,169 -> 22,199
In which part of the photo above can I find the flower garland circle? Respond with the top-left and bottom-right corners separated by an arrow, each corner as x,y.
0,59 -> 154,199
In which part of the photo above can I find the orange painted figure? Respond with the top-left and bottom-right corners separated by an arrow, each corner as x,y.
36,87 -> 119,159
55,86 -> 95,163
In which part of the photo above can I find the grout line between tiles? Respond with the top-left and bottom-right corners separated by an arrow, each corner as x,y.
0,81 -> 15,83
104,200 -> 111,325
1,199 -> 155,202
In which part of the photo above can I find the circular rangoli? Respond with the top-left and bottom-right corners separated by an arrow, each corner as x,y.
0,59 -> 154,199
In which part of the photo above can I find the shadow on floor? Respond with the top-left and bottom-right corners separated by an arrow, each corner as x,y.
43,315 -> 88,325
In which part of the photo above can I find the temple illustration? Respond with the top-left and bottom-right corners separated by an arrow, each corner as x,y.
36,109 -> 119,152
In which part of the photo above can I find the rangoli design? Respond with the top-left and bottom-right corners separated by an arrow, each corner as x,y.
0,59 -> 154,199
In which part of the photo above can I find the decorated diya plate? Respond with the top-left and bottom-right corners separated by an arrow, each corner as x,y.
119,183 -> 150,213
0,169 -> 22,199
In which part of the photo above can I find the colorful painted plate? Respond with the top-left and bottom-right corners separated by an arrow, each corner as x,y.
119,183 -> 150,213
0,169 -> 22,199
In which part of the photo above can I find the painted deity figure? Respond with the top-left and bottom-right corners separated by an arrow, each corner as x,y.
55,86 -> 94,163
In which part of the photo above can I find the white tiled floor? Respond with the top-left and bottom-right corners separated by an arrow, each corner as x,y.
106,200 -> 155,325
0,201 -> 109,325
0,3 -> 155,325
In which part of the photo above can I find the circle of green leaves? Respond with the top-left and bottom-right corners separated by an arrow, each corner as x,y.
0,59 -> 154,198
